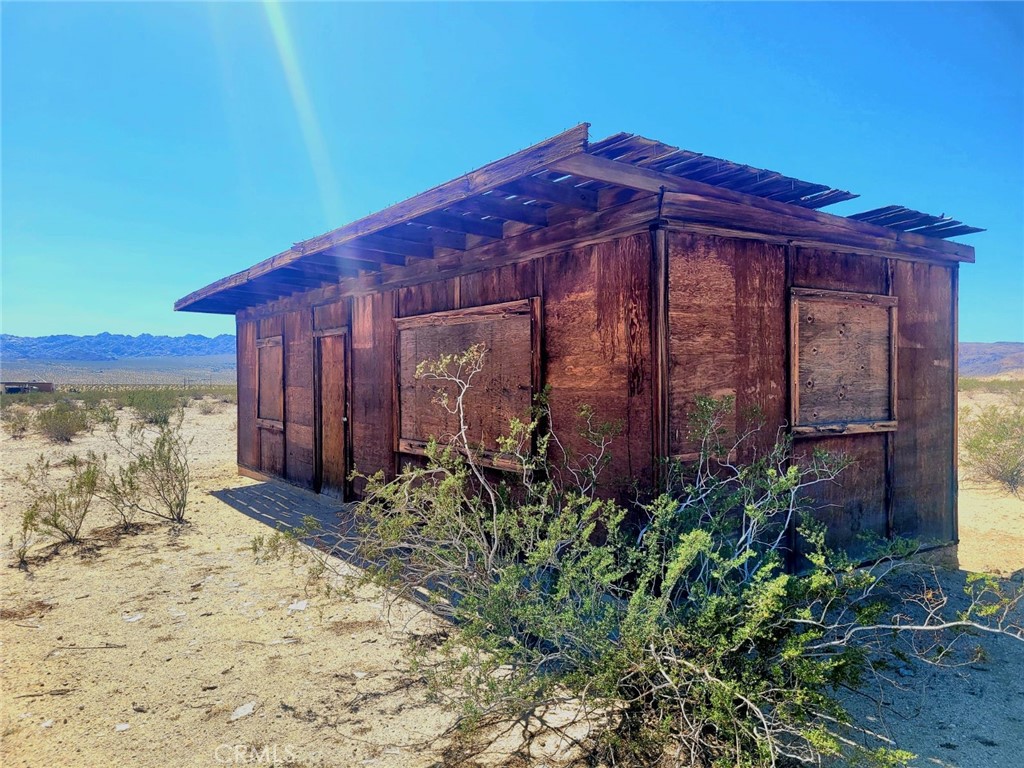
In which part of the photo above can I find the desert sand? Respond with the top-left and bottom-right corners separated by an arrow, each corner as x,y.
1,396 -> 1022,768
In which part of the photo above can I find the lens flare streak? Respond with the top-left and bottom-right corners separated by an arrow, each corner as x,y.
262,0 -> 343,227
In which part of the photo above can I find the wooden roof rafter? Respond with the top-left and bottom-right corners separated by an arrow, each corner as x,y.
497,175 -> 600,211
450,193 -> 550,226
379,221 -> 468,251
174,123 -> 591,312
176,123 -> 980,315
848,206 -> 985,239
409,210 -> 505,239
355,233 -> 435,260
304,250 -> 391,272
549,152 -> 976,262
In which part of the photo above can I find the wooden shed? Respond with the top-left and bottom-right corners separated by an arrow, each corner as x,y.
176,124 -> 980,551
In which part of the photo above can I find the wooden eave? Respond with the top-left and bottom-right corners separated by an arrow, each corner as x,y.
175,126 -> 978,315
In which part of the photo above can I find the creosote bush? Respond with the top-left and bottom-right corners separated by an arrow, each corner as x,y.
21,453 -> 101,544
36,400 -> 91,443
10,506 -> 40,568
103,409 -> 193,525
961,403 -> 1024,495
1,406 -> 33,439
123,389 -> 186,425
196,399 -> 220,415
8,398 -> 196,567
265,347 -> 1023,767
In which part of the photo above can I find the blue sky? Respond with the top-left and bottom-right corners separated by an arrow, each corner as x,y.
2,2 -> 1022,342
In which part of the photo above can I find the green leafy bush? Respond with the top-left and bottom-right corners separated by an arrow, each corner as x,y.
273,347 -> 1022,768
1,406 -> 33,439
21,453 -> 101,543
35,401 -> 91,443
10,507 -> 40,568
959,376 -> 1024,401
103,412 -> 192,524
961,404 -> 1024,494
123,389 -> 186,425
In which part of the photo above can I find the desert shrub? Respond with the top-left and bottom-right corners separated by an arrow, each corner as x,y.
1,390 -> 60,410
2,406 -> 34,439
272,347 -> 1024,768
35,400 -> 91,442
959,376 -> 1024,400
216,388 -> 238,405
961,404 -> 1024,494
87,402 -> 118,427
21,453 -> 101,543
123,389 -> 186,425
10,507 -> 41,568
98,453 -> 142,531
103,412 -> 192,524
196,399 -> 219,415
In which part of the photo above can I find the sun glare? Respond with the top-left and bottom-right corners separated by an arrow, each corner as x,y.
261,0 -> 343,228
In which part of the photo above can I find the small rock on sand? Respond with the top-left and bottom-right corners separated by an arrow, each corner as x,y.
230,702 -> 256,721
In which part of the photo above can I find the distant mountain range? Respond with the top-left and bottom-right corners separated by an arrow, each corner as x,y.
959,342 -> 1024,377
0,333 -> 235,361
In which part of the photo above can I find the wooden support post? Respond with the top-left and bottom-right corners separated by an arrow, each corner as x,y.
783,243 -> 798,570
311,307 -> 323,494
951,263 -> 959,544
389,290 -> 400,479
884,258 -> 896,540
650,223 -> 669,487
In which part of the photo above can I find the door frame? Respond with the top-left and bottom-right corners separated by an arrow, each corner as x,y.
313,326 -> 351,498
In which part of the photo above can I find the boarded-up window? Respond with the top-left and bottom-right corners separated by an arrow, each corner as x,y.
257,336 -> 284,424
396,299 -> 537,470
791,288 -> 897,436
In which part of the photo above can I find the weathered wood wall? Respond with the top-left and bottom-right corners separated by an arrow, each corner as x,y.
236,318 -> 258,469
232,223 -> 957,551
235,231 -> 655,501
666,232 -> 787,461
665,235 -> 955,553
350,292 -> 396,495
397,301 -> 534,457
284,310 -> 314,487
892,261 -> 955,543
790,248 -> 891,553
545,234 -> 653,496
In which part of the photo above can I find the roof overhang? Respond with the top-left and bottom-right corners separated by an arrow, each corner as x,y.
176,124 -> 978,315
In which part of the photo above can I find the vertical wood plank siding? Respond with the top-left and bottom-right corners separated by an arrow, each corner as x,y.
790,246 -> 888,552
666,232 -> 786,461
230,226 -> 958,552
236,317 -> 259,469
892,261 -> 955,542
544,233 -> 653,497
350,291 -> 397,494
284,309 -> 315,487
790,247 -> 889,554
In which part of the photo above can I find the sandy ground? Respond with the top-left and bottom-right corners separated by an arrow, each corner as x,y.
0,405 -> 459,768
957,387 -> 1024,578
1,396 -> 1022,768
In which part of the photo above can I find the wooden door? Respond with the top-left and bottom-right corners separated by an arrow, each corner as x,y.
316,332 -> 348,497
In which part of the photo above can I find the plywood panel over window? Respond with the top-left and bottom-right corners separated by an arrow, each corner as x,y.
791,288 -> 897,436
257,336 -> 284,424
396,299 -> 536,470
236,318 -> 259,469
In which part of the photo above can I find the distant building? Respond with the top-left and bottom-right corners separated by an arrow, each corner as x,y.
2,381 -> 55,394
176,124 -> 980,556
